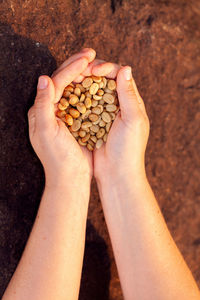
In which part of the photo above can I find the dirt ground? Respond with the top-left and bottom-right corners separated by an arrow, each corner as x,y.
0,0 -> 200,299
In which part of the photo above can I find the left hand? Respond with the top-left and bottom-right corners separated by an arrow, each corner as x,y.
28,49 -> 96,188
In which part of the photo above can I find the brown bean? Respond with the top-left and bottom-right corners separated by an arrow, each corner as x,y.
92,116 -> 101,125
92,106 -> 102,115
99,120 -> 106,127
69,108 -> 80,118
89,83 -> 99,95
81,109 -> 91,120
65,114 -> 73,126
96,128 -> 105,139
102,111 -> 111,123
106,104 -> 117,112
69,95 -> 79,105
71,119 -> 81,132
88,139 -> 95,147
82,133 -> 90,143
64,85 -> 74,93
103,133 -> 108,142
71,131 -> 79,138
76,83 -> 86,93
85,91 -> 92,98
93,94 -> 102,100
58,103 -> 67,111
92,75 -> 102,83
102,77 -> 107,88
107,79 -> 116,90
90,135 -> 97,143
103,93 -> 115,104
91,100 -> 98,107
87,143 -> 94,151
76,103 -> 87,114
82,77 -> 93,88
85,97 -> 92,108
99,81 -> 104,89
97,89 -> 104,96
74,87 -> 81,96
79,130 -> 86,138
96,139 -> 103,149
89,113 -> 99,122
60,98 -> 69,108
110,112 -> 116,120
104,88 -> 113,94
106,122 -> 112,132
80,93 -> 86,102
81,121 -> 92,130
90,124 -> 99,133
63,90 -> 71,98
56,110 -> 66,118
78,138 -> 87,146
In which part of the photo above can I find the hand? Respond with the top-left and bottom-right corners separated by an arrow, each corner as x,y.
90,61 -> 150,183
28,49 -> 96,188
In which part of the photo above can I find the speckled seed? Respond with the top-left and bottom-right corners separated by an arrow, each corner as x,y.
76,83 -> 86,93
99,81 -> 104,89
81,109 -> 92,120
90,124 -> 99,133
89,113 -> 99,122
69,108 -> 80,119
56,110 -> 66,118
92,116 -> 101,125
103,93 -> 115,104
102,111 -> 111,123
106,104 -> 117,112
64,86 -> 74,93
92,75 -> 102,83
78,138 -> 87,146
110,112 -> 116,120
90,135 -> 97,143
79,130 -> 86,138
107,79 -> 116,90
82,133 -> 90,143
58,103 -> 67,111
102,77 -> 107,88
69,95 -> 79,105
106,122 -> 112,132
80,93 -> 86,102
88,139 -> 95,147
82,77 -> 93,88
103,133 -> 108,142
104,88 -> 113,94
92,106 -> 102,115
71,119 -> 81,132
91,100 -> 98,107
63,90 -> 71,98
99,120 -> 106,127
65,114 -> 73,126
81,121 -> 92,130
85,97 -> 92,108
60,98 -> 69,108
97,89 -> 104,96
96,128 -> 105,139
89,83 -> 99,95
93,94 -> 102,100
76,103 -> 87,114
87,143 -> 94,151
71,131 -> 79,138
85,91 -> 92,98
74,87 -> 81,96
96,139 -> 103,149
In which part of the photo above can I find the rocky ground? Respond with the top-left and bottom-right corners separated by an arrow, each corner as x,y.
0,0 -> 200,299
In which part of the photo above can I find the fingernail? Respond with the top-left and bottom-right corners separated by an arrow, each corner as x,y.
124,66 -> 132,80
38,76 -> 48,89
81,48 -> 90,53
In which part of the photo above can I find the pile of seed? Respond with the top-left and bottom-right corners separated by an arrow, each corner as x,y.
56,76 -> 119,151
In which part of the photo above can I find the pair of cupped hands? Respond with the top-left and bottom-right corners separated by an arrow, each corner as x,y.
28,48 -> 150,189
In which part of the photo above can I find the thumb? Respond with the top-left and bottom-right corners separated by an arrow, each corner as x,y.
34,76 -> 56,130
117,66 -> 142,122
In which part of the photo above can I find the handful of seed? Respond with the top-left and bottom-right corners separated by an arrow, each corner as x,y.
56,76 -> 119,151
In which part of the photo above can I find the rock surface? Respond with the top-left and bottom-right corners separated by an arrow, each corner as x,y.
0,0 -> 200,299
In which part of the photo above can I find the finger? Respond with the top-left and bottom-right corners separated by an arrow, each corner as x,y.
28,106 -> 36,138
117,66 -> 143,122
52,48 -> 96,77
73,74 -> 85,83
52,57 -> 88,103
81,59 -> 105,76
92,62 -> 121,79
34,76 -> 56,130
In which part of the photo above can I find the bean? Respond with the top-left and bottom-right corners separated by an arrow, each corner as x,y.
71,119 -> 81,132
77,103 -> 87,114
89,83 -> 99,95
69,108 -> 80,119
102,111 -> 111,123
82,77 -> 93,88
103,93 -> 115,104
65,114 -> 73,126
96,139 -> 103,149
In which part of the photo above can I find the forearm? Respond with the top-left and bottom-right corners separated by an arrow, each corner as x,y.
3,177 -> 90,300
97,174 -> 200,300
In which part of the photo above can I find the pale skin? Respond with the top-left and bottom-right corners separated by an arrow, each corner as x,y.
2,48 -> 200,300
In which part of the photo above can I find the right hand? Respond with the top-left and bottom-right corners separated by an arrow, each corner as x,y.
89,62 -> 150,184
